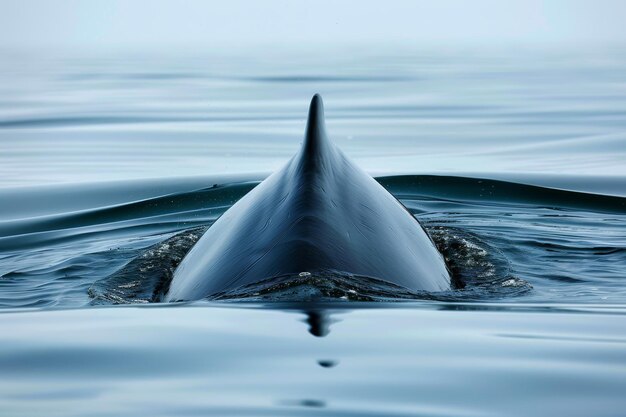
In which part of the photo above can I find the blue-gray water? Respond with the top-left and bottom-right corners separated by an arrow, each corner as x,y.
0,47 -> 625,416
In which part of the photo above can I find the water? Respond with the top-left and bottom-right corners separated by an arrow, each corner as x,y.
1,46 -> 625,416
1,304 -> 625,417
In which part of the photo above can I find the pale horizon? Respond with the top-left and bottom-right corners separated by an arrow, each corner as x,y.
1,0 -> 625,50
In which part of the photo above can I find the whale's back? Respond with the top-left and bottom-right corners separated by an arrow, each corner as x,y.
165,95 -> 450,301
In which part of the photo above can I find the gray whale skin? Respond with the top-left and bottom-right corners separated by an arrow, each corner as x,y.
165,94 -> 451,301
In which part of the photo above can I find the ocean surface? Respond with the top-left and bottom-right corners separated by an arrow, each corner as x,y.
0,46 -> 625,416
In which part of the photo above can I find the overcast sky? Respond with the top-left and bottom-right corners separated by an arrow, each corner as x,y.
1,0 -> 625,50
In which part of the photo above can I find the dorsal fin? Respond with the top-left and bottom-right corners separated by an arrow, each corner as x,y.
296,94 -> 333,173
165,94 -> 451,302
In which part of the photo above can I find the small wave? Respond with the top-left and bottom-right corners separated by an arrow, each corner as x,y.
0,115 -> 291,129
247,75 -> 413,83
0,182 -> 252,251
379,175 -> 626,213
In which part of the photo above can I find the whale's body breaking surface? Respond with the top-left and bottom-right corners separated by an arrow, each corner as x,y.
165,95 -> 451,301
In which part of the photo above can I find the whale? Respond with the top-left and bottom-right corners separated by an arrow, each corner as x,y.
165,94 -> 451,302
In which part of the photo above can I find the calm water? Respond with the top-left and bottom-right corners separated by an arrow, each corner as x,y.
0,46 -> 625,416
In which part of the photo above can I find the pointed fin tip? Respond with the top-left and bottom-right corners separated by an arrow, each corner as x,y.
303,94 -> 328,155
307,94 -> 325,130
309,93 -> 323,113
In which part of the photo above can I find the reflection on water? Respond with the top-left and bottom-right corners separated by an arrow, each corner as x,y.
304,310 -> 335,337
0,304 -> 625,417
317,359 -> 339,368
